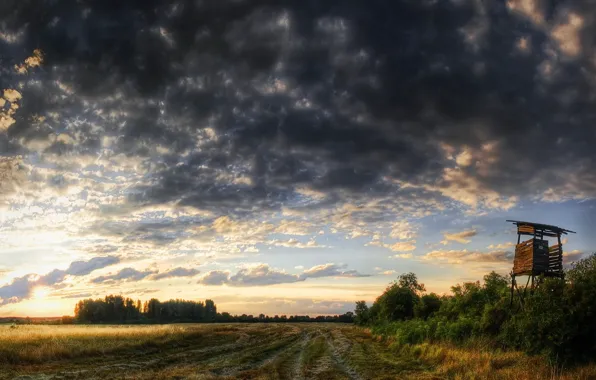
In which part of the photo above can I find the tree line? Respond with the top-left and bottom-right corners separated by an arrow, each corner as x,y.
353,254 -> 596,365
73,295 -> 354,324
74,296 -> 217,323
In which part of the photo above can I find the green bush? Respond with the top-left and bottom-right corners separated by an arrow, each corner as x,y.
358,256 -> 596,365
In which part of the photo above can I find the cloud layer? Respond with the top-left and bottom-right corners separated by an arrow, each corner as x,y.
199,263 -> 369,287
0,1 -> 595,220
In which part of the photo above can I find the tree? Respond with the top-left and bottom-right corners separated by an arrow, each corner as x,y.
398,272 -> 425,294
483,271 -> 509,303
205,299 -> 217,322
354,301 -> 370,325
369,272 -> 425,322
414,293 -> 441,320
375,284 -> 418,321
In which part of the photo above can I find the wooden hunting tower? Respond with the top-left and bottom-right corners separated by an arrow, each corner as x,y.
507,220 -> 575,307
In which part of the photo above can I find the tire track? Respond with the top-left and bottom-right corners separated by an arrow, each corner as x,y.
325,330 -> 363,380
4,324 -> 410,380
214,327 -> 304,377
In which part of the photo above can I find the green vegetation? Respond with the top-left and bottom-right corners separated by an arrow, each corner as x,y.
354,254 -> 596,367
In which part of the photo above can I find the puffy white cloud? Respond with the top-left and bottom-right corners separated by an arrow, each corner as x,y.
389,221 -> 418,240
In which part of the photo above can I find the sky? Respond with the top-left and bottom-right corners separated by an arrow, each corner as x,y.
0,0 -> 595,317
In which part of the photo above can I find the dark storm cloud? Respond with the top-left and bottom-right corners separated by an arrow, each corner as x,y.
1,0 -> 596,212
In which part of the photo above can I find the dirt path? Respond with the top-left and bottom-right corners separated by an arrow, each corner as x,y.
3,324 -> 424,380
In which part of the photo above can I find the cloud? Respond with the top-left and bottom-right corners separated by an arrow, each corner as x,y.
0,256 -> 120,306
443,229 -> 478,244
199,265 -> 299,287
198,263 -> 369,287
389,221 -> 418,240
266,238 -> 327,249
300,263 -> 370,279
488,242 -> 515,250
423,249 -> 512,265
91,268 -> 156,284
39,256 -> 121,286
367,239 -> 416,252
0,0 -> 594,221
199,271 -> 232,286
229,265 -> 301,287
379,270 -> 397,276
274,220 -> 314,236
151,267 -> 201,281
391,253 -> 414,259
61,292 -> 94,300
564,250 -> 585,265
65,256 -> 121,277
387,241 -> 417,252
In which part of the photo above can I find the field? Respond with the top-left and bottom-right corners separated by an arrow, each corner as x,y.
1,323 -> 595,380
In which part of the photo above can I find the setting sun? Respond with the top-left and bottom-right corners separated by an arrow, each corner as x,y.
32,286 -> 51,300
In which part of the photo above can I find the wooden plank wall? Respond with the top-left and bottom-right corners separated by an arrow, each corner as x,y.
549,244 -> 563,272
513,238 -> 550,275
518,225 -> 535,235
513,239 -> 535,275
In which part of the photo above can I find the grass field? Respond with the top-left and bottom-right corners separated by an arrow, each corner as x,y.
1,323 -> 595,379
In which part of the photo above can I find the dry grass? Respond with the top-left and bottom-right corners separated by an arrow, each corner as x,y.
0,324 -> 206,364
386,337 -> 596,380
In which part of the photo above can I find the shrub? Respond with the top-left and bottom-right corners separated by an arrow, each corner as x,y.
360,257 -> 596,365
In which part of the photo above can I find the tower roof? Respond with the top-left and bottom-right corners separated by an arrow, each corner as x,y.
506,220 -> 576,235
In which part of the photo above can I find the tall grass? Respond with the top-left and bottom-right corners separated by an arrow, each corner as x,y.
399,341 -> 596,380
362,327 -> 596,380
0,324 -> 205,364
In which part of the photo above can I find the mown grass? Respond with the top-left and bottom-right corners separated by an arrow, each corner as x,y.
1,324 -> 596,379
